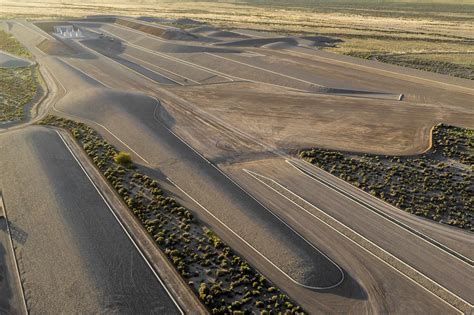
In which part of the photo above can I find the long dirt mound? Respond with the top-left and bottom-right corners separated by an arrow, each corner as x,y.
54,88 -> 345,289
218,37 -> 298,47
206,31 -> 249,38
115,18 -> 197,41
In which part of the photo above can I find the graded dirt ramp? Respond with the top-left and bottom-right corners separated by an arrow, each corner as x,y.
0,127 -> 180,314
189,25 -> 218,34
206,31 -> 249,39
54,88 -> 345,289
36,39 -> 77,56
115,18 -> 197,41
262,41 -> 297,50
301,36 -> 342,47
218,37 -> 299,47
321,87 -> 402,101
0,51 -> 34,68
168,81 -> 462,156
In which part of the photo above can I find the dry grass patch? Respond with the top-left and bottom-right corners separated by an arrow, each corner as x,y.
0,30 -> 32,59
0,66 -> 38,123
300,124 -> 474,231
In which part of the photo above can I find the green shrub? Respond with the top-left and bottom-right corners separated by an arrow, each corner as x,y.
113,151 -> 132,165
39,115 -> 306,314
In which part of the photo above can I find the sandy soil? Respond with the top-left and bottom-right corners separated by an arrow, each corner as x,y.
1,1 -> 472,40
168,81 -> 472,156
0,127 -> 181,314
24,18 -> 471,161
53,85 -> 344,288
2,17 -> 472,313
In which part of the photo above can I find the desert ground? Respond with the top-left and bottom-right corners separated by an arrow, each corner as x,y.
0,2 -> 473,314
0,127 -> 183,313
1,0 -> 473,77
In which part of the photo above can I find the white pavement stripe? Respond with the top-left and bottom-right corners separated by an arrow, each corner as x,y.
82,23 -> 235,82
125,44 -> 235,82
56,131 -> 184,315
0,195 -> 29,315
48,60 -> 151,166
166,177 -> 344,290
57,57 -> 112,88
243,168 -> 466,313
71,24 -> 186,86
122,52 -> 201,85
53,61 -> 330,296
78,22 -> 394,99
50,19 -> 472,308
151,102 -> 344,289
48,74 -> 347,292
94,123 -> 152,165
205,52 -> 324,87
120,36 -> 406,99
105,21 -> 168,43
285,48 -> 474,94
287,159 -> 474,267
75,40 -> 177,88
122,53 -> 189,85
81,33 -> 471,271
19,20 -> 56,41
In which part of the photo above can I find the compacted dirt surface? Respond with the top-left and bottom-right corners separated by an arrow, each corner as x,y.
0,17 -> 473,314
0,127 -> 181,314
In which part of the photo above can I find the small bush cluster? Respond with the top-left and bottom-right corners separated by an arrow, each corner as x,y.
39,115 -> 305,314
300,124 -> 473,231
0,66 -> 38,122
0,30 -> 33,59
345,51 -> 473,80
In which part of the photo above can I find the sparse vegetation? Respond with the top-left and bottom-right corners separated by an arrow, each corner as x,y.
2,1 -> 472,78
346,51 -> 474,80
39,115 -> 304,314
0,66 -> 38,123
0,29 -> 38,123
0,30 -> 32,59
300,124 -> 473,231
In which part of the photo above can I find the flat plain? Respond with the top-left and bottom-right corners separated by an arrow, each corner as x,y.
0,1 -> 473,314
